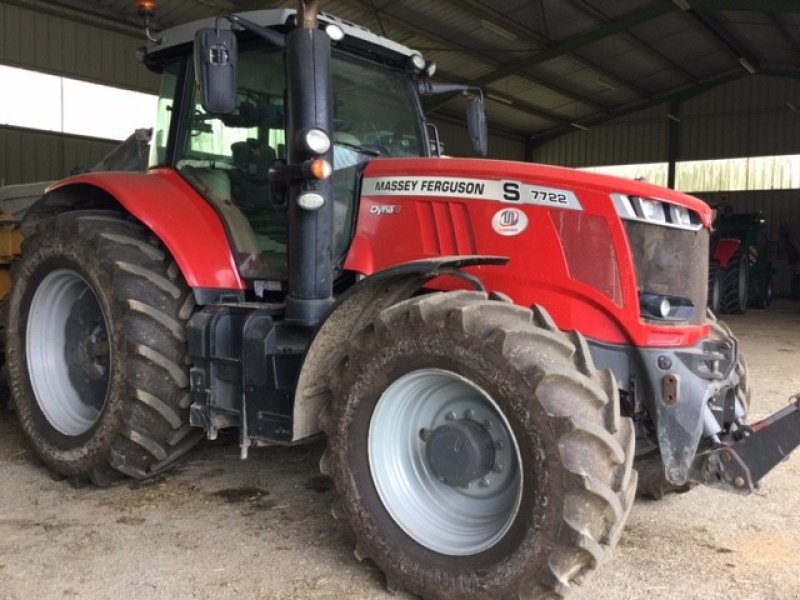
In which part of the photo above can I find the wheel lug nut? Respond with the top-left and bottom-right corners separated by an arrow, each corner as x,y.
464,409 -> 474,419
478,478 -> 490,488
495,440 -> 504,450
492,463 -> 503,473
445,411 -> 457,421
418,428 -> 431,442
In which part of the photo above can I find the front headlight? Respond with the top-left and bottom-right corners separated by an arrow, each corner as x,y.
671,205 -> 692,228
611,194 -> 701,231
639,198 -> 666,223
300,128 -> 331,155
640,292 -> 694,322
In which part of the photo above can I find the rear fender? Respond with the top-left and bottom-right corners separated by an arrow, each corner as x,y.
291,255 -> 508,441
23,170 -> 245,292
712,239 -> 742,269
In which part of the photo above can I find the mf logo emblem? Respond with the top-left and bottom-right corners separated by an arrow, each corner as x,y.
492,208 -> 529,236
499,210 -> 520,226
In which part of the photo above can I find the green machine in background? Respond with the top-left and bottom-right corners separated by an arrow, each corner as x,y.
709,211 -> 774,314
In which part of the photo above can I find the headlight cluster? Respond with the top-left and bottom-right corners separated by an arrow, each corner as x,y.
299,128 -> 331,156
640,292 -> 694,322
612,194 -> 701,231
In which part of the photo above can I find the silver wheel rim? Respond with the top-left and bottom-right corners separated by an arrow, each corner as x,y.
368,369 -> 522,556
26,269 -> 111,436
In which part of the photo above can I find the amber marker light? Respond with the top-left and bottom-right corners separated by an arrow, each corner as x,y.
137,0 -> 157,17
310,159 -> 332,180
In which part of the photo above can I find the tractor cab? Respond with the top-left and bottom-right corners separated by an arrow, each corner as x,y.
146,11 -> 432,285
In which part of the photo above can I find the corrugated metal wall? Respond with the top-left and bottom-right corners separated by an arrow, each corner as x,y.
531,75 -> 800,167
0,125 -> 117,186
434,119 -> 526,160
680,76 -> 800,161
0,3 -> 156,184
530,105 -> 670,167
0,2 -> 158,92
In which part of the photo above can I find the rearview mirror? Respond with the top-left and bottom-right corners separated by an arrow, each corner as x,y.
194,27 -> 238,114
466,95 -> 488,157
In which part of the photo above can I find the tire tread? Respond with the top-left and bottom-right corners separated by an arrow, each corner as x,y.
321,291 -> 636,599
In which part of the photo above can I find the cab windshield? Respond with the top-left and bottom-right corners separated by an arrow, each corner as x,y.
153,45 -> 426,282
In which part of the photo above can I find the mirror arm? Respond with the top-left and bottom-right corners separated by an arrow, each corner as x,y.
418,81 -> 482,98
224,14 -> 286,48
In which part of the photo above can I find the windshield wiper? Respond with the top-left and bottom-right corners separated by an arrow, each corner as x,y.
335,141 -> 386,157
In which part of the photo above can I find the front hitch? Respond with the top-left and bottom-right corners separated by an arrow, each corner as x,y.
693,395 -> 800,494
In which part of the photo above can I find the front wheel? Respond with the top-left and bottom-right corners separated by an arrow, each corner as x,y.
321,292 -> 636,599
5,211 -> 202,485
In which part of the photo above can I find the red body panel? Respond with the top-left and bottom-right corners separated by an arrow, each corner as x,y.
711,238 -> 742,269
47,169 -> 245,290
345,158 -> 712,348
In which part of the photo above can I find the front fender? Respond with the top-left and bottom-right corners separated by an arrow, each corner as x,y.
291,255 -> 508,441
26,168 -> 244,291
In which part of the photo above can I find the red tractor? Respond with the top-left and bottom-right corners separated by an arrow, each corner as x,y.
5,2 -> 800,598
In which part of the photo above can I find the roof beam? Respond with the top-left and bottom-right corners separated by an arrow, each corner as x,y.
471,2 -> 675,87
532,65 -> 800,145
4,0 -> 148,34
345,0 -> 603,114
422,73 -> 567,126
235,0 -> 289,11
532,69 -> 749,145
564,0 -> 699,85
686,0 -> 800,11
767,12 -> 800,61
687,10 -> 762,70
440,0 -> 651,99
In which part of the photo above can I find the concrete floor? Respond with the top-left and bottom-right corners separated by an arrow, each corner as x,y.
1,302 -> 799,599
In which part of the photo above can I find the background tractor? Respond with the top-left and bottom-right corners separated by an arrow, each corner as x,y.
709,209 -> 774,314
5,2 -> 800,599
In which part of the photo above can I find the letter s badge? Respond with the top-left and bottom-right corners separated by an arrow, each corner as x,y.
502,181 -> 521,202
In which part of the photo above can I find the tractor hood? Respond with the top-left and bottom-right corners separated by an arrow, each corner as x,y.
357,157 -> 712,227
345,156 -> 712,348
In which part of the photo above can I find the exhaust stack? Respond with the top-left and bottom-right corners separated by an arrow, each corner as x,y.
284,0 -> 335,326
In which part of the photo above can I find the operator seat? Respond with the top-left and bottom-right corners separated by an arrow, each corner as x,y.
230,138 -> 276,216
230,139 -> 287,242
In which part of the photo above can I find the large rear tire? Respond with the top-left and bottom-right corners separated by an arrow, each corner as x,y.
720,248 -> 749,314
5,211 -> 202,485
707,260 -> 722,315
321,292 -> 636,599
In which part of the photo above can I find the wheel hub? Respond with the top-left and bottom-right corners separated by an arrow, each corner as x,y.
424,419 -> 495,487
368,369 -> 522,555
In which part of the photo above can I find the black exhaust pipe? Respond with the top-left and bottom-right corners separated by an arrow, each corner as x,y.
284,0 -> 335,325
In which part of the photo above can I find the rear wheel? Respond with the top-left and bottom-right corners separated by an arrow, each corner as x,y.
321,292 -> 636,598
707,260 -> 722,314
5,211 -> 201,485
720,248 -> 749,314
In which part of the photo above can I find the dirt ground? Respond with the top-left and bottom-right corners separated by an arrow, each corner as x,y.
2,302 -> 800,600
